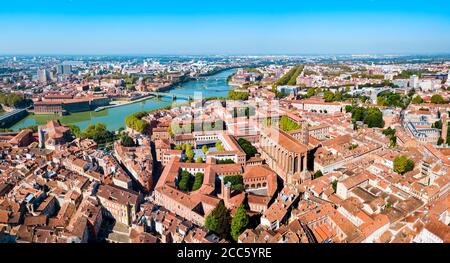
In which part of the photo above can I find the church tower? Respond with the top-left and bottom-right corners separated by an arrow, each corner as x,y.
442,113 -> 448,144
300,121 -> 309,146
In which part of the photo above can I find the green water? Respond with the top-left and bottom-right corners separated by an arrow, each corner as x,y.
11,68 -> 237,131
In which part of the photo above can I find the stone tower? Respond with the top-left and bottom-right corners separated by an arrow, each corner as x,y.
300,122 -> 309,146
442,113 -> 448,144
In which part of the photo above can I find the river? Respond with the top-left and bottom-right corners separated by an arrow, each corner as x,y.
11,68 -> 237,131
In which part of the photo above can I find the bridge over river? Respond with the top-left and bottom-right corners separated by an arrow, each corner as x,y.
149,92 -> 193,101
0,108 -> 29,128
8,68 -> 237,131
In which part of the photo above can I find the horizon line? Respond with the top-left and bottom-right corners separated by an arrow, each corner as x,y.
2,52 -> 450,57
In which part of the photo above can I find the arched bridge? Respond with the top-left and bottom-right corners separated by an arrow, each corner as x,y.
149,92 -> 193,101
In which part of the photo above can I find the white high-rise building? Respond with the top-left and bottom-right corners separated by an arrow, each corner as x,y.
37,69 -> 50,83
56,64 -> 72,75
409,74 -> 419,89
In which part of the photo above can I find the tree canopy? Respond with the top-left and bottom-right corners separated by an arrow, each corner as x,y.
228,90 -> 249,100
125,111 -> 150,133
377,92 -> 410,108
215,141 -> 225,151
178,170 -> 194,192
224,175 -> 244,191
352,107 -> 384,128
202,145 -> 209,154
382,127 -> 397,147
411,95 -> 424,104
192,172 -> 204,191
230,204 -> 249,241
216,159 -> 235,164
120,133 -> 136,147
67,124 -> 81,138
431,94 -> 445,104
345,105 -> 353,113
237,138 -> 257,160
314,170 -> 323,179
393,155 -> 415,175
274,65 -> 304,86
185,144 -> 195,162
0,92 -> 32,108
80,123 -> 114,144
205,200 -> 231,239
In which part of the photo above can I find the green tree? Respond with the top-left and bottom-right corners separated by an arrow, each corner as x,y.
192,172 -> 204,191
389,136 -> 397,148
202,145 -> 209,154
217,159 -> 235,164
393,155 -> 415,175
195,157 -> 203,163
125,112 -> 149,133
333,91 -> 343,102
168,125 -> 174,137
314,170 -> 323,179
228,90 -> 249,100
224,175 -> 244,191
67,124 -> 81,138
411,95 -> 423,104
382,127 -> 396,137
185,144 -> 194,162
274,65 -> 304,86
205,200 -> 231,239
434,120 -> 442,129
215,141 -> 225,151
431,94 -> 445,104
121,133 -> 136,147
323,90 -> 335,102
332,180 -> 338,192
174,144 -> 182,150
178,170 -> 193,192
364,107 -> 384,128
81,123 -> 114,144
348,143 -> 359,150
377,96 -> 388,106
274,90 -> 289,99
437,137 -> 444,145
345,105 -> 353,113
230,204 -> 249,241
306,88 -> 315,98
0,92 -> 32,108
237,138 -> 257,160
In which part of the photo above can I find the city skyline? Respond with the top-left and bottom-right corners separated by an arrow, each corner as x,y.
2,0 -> 450,55
1,0 -> 450,249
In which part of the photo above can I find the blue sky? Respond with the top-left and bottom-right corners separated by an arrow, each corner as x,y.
1,0 -> 450,55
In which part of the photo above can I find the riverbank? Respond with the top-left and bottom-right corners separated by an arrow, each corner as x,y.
10,68 -> 238,132
95,93 -> 157,112
95,67 -> 237,112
